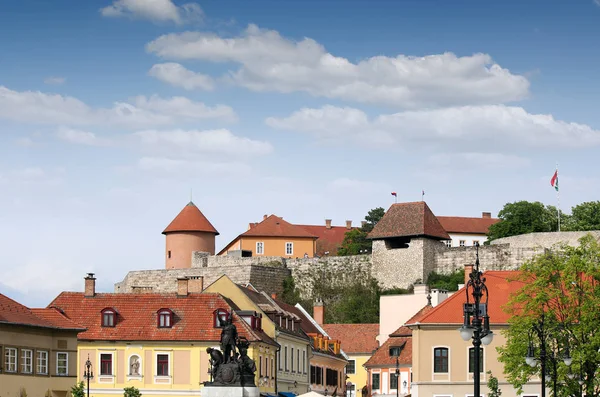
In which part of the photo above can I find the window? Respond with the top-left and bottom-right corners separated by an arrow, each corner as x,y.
256,242 -> 264,255
459,240 -> 466,247
100,353 -> 113,375
445,240 -> 452,247
303,350 -> 306,374
168,250 -> 171,258
285,242 -> 293,256
158,309 -> 173,328
213,309 -> 229,328
297,351 -> 300,374
310,365 -> 316,384
56,352 -> 68,376
284,346 -> 288,371
473,240 -> 480,246
371,373 -> 380,390
469,347 -> 484,373
326,368 -> 338,387
278,349 -> 282,370
21,349 -> 33,373
259,355 -> 263,376
101,308 -> 116,327
265,357 -> 269,377
291,348 -> 294,372
390,370 -> 398,389
5,347 -> 17,372
157,354 -> 169,376
37,350 -> 48,374
346,359 -> 356,374
434,347 -> 449,373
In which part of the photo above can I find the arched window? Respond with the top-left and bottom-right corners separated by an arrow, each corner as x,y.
157,308 -> 173,328
101,308 -> 116,327
213,309 -> 229,328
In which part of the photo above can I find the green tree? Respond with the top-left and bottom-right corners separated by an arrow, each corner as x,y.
337,228 -> 370,256
497,235 -> 600,396
124,387 -> 142,397
487,201 -> 560,241
280,276 -> 302,306
486,371 -> 502,397
71,382 -> 85,397
570,201 -> 600,231
427,270 -> 464,291
362,207 -> 385,233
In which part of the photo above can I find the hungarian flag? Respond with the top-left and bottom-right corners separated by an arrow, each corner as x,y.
391,192 -> 397,197
550,170 -> 559,191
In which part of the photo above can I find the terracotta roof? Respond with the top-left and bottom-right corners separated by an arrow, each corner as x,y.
322,324 -> 379,354
415,271 -> 523,325
368,202 -> 450,241
364,325 -> 412,367
48,292 -> 275,344
0,294 -> 83,331
437,216 -> 500,235
404,304 -> 434,326
297,225 -> 356,256
162,201 -> 219,235
242,215 -> 317,239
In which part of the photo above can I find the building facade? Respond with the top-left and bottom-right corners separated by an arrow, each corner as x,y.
0,294 -> 84,397
436,213 -> 499,248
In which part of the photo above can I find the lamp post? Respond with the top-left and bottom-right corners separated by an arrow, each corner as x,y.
458,242 -> 493,397
524,314 -> 572,397
83,354 -> 93,397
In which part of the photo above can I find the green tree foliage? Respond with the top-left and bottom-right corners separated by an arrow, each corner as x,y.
280,276 -> 302,306
486,371 -> 502,397
487,201 -> 559,241
497,235 -> 600,396
570,201 -> 600,231
71,382 -> 85,397
124,387 -> 142,397
427,270 -> 464,291
338,207 -> 385,256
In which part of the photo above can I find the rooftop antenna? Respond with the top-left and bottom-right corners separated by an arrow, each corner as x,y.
190,188 -> 193,203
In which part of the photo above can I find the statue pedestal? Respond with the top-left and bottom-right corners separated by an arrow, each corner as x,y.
202,386 -> 260,397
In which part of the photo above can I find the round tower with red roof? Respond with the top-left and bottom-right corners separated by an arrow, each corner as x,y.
162,201 -> 219,269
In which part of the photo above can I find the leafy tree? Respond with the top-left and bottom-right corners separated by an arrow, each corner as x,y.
338,207 -> 386,256
124,387 -> 142,397
427,270 -> 464,291
362,207 -> 385,233
497,235 -> 600,396
280,276 -> 302,306
487,201 -> 561,241
71,382 -> 85,397
570,201 -> 600,231
486,371 -> 502,397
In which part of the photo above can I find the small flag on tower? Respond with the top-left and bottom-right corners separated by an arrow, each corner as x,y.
550,170 -> 559,191
391,192 -> 397,197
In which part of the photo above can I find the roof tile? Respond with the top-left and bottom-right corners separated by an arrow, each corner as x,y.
437,216 -> 499,235
163,201 -> 219,235
0,294 -> 83,331
241,215 -> 317,239
322,324 -> 379,354
368,202 -> 450,240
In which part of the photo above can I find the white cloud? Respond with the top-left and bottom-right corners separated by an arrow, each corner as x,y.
44,76 -> 66,85
0,258 -> 81,296
0,86 -> 236,128
0,167 -> 65,186
148,63 -> 214,91
135,156 -> 251,176
426,152 -> 531,169
56,127 -> 111,146
15,137 -> 35,147
146,24 -> 529,108
100,0 -> 203,25
267,105 -> 600,149
133,128 -> 273,157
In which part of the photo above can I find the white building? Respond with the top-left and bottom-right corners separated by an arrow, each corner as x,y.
437,212 -> 499,247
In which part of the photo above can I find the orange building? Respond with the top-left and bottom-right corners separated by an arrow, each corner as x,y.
163,201 -> 219,269
218,215 -> 318,258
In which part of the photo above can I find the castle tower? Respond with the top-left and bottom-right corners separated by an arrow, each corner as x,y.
162,201 -> 219,269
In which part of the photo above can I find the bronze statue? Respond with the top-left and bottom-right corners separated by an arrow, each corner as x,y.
220,313 -> 238,363
237,338 -> 256,387
206,347 -> 223,381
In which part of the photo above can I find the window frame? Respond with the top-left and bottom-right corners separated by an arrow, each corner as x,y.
285,242 -> 293,256
346,359 -> 356,374
56,352 -> 68,376
5,347 -> 17,373
433,347 -> 449,374
291,347 -> 294,373
100,352 -> 113,376
284,346 -> 288,371
468,346 -> 484,374
101,308 -> 116,327
156,353 -> 170,377
459,240 -> 466,247
157,308 -> 174,328
256,242 -> 264,255
20,349 -> 33,374
371,372 -> 381,391
390,369 -> 398,390
36,350 -> 48,375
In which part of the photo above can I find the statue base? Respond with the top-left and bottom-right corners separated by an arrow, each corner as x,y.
202,386 -> 260,397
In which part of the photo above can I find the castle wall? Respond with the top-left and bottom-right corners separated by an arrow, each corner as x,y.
371,238 -> 425,289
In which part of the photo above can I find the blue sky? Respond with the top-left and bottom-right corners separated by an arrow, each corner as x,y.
1,0 -> 599,307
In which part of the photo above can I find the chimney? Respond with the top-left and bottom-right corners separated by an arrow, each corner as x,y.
263,214 -> 268,221
271,293 -> 277,300
84,273 -> 96,297
413,283 -> 428,295
313,298 -> 325,325
177,277 -> 189,297
464,264 -> 474,285
345,220 -> 352,230
188,276 -> 204,293
361,221 -> 367,228
325,219 -> 332,229
482,212 -> 491,219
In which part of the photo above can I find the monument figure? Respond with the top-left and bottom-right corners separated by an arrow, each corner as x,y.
220,312 -> 238,363
206,347 -> 223,381
130,357 -> 140,375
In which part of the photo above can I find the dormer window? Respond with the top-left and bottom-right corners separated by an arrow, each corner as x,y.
157,309 -> 173,328
213,309 -> 229,328
101,308 -> 116,327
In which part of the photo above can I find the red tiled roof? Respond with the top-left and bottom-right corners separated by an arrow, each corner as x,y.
322,324 -> 379,354
162,201 -> 219,235
242,215 -> 317,239
368,202 -> 450,241
0,294 -> 83,331
416,271 -> 523,325
364,325 -> 412,367
437,216 -> 500,235
48,292 -> 274,343
297,225 -> 356,256
404,304 -> 434,326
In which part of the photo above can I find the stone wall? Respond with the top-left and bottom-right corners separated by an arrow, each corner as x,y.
371,239 -> 425,290
491,231 -> 600,249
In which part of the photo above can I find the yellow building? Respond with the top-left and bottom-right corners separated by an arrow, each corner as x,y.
323,324 -> 379,397
203,275 -> 312,395
49,274 -> 278,397
0,293 -> 84,397
218,215 -> 318,258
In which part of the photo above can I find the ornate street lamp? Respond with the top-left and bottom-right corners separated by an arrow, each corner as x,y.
458,243 -> 493,397
83,354 -> 93,397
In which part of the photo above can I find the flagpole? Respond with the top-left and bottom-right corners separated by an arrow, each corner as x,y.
556,163 -> 560,232
421,189 -> 424,202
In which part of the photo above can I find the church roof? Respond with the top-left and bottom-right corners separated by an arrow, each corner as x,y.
162,201 -> 219,235
368,201 -> 450,241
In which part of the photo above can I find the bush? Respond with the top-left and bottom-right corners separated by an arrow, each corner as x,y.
124,387 -> 142,397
